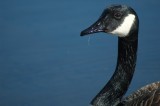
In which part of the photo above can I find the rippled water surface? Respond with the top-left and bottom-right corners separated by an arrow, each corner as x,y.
1,0 -> 160,106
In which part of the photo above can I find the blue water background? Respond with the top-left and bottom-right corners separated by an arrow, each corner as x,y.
1,0 -> 160,106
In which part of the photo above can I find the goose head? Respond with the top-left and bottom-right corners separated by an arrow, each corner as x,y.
80,5 -> 139,37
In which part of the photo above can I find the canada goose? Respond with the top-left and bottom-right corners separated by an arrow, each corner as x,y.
80,5 -> 160,106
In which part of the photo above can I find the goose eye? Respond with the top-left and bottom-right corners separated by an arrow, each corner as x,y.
114,12 -> 122,19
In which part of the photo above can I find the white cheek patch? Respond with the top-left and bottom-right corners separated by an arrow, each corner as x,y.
110,14 -> 135,37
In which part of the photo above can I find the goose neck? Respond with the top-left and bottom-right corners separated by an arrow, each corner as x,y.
91,32 -> 138,106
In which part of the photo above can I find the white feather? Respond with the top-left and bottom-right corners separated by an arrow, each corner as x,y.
111,14 -> 135,37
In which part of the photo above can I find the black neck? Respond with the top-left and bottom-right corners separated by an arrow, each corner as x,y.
91,31 -> 138,106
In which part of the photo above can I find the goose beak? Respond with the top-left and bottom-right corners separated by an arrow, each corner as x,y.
80,18 -> 105,36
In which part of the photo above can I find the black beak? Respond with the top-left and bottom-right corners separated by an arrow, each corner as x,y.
80,17 -> 105,36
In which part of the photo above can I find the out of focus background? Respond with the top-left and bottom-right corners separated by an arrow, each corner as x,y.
1,0 -> 160,106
